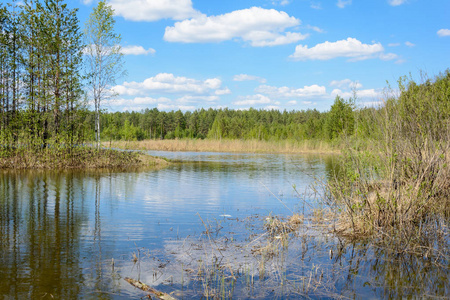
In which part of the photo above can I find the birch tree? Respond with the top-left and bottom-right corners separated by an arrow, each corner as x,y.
84,0 -> 123,149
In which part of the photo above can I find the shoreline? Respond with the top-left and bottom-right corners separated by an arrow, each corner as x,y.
0,147 -> 169,170
105,139 -> 341,155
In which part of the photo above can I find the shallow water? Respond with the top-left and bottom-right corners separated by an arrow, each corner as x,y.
0,152 -> 448,299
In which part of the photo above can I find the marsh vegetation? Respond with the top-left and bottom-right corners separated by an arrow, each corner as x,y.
325,72 -> 449,257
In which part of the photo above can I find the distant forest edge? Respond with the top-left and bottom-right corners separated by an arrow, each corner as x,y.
99,69 -> 450,146
0,1 -> 449,159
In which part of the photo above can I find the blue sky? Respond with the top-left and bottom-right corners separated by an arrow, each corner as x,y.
76,0 -> 450,112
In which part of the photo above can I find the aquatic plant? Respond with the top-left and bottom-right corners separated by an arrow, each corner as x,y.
325,71 -> 450,257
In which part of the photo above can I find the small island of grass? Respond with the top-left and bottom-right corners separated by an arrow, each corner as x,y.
0,147 -> 169,170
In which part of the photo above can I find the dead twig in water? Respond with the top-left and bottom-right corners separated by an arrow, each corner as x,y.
124,277 -> 177,300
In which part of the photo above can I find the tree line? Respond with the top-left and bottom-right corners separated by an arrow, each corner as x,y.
98,96 -> 363,142
98,71 -> 449,144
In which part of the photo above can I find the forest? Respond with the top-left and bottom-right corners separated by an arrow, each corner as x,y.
0,0 -> 449,165
99,100 -> 356,142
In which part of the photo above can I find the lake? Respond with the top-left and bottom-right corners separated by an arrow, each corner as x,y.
0,151 -> 448,299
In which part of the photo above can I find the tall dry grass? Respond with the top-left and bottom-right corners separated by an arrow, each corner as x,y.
106,138 -> 338,154
0,147 -> 168,169
325,72 -> 450,255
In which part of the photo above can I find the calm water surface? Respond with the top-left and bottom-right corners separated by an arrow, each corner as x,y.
0,152 -> 448,299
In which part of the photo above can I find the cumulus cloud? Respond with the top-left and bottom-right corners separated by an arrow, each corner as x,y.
388,0 -> 407,6
109,0 -> 200,22
330,79 -> 362,89
255,84 -> 327,99
329,79 -> 383,101
106,96 -> 171,110
215,88 -> 232,95
264,105 -> 281,110
157,104 -> 197,111
112,73 -> 227,96
176,95 -> 219,103
85,44 -> 155,56
404,41 -> 415,47
290,37 -> 397,61
233,74 -> 267,83
337,0 -> 352,8
331,88 -> 380,99
233,94 -> 273,106
121,45 -> 156,55
437,29 -> 450,37
164,7 -> 307,47
107,73 -> 231,111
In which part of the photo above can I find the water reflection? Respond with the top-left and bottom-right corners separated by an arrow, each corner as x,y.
0,153 -> 446,299
0,171 -> 85,298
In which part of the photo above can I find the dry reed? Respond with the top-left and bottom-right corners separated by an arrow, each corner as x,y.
105,138 -> 339,154
325,72 -> 450,257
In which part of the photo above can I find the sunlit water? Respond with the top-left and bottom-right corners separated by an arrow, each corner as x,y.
0,152 -> 448,299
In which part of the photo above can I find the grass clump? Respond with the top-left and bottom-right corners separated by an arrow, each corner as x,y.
0,146 -> 168,169
264,214 -> 303,237
326,71 -> 450,255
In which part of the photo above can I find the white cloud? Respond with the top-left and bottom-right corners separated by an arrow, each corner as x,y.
81,0 -> 94,4
404,41 -> 415,47
330,79 -> 362,90
272,0 -> 290,6
264,105 -> 281,110
388,0 -> 407,6
215,88 -> 232,95
121,45 -> 156,55
233,94 -> 273,106
337,0 -> 352,8
109,0 -> 200,22
287,100 -> 297,105
255,84 -> 327,98
290,37 -> 397,61
306,25 -> 324,33
164,7 -> 307,47
86,44 -> 158,57
176,95 -> 219,103
157,104 -> 197,111
233,74 -> 267,83
437,29 -> 450,37
112,73 -> 226,96
329,78 -> 383,100
249,32 -> 308,47
106,96 -> 171,109
388,43 -> 400,47
379,52 -> 399,61
331,88 -> 381,100
310,3 -> 322,9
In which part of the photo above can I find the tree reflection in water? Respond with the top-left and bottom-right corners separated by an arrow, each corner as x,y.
0,159 -> 448,299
